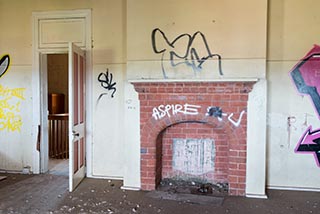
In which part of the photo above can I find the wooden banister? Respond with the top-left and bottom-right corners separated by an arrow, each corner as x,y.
48,113 -> 69,159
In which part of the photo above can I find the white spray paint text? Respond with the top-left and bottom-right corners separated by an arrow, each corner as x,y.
152,103 -> 201,120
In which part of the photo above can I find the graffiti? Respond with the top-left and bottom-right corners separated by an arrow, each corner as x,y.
0,54 -> 10,78
228,112 -> 246,127
206,106 -> 246,127
152,103 -> 201,120
151,104 -> 245,126
206,106 -> 224,121
151,28 -> 222,79
97,68 -> 116,100
290,45 -> 320,119
295,126 -> 320,167
0,85 -> 25,132
290,45 -> 320,166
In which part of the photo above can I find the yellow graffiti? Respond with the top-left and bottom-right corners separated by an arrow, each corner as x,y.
0,85 -> 25,132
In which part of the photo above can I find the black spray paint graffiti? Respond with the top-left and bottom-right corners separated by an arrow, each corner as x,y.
0,55 -> 10,78
206,106 -> 245,127
151,28 -> 223,79
97,68 -> 116,100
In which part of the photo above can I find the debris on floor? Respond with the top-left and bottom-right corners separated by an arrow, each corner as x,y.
158,178 -> 228,197
0,176 -> 7,181
1,173 -> 320,214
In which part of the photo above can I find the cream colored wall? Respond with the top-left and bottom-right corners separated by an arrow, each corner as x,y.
0,66 -> 33,172
127,0 -> 267,80
267,0 -> 320,189
0,1 -> 126,178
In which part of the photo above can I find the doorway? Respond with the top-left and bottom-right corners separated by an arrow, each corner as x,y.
47,54 -> 69,176
32,9 -> 92,191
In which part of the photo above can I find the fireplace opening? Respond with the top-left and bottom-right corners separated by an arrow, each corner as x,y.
154,122 -> 230,196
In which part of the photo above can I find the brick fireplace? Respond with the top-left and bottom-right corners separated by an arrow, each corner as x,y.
132,81 -> 255,196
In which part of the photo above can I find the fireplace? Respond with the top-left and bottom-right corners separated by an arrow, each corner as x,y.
132,81 -> 255,196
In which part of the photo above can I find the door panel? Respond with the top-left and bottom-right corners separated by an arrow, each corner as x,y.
69,43 -> 86,191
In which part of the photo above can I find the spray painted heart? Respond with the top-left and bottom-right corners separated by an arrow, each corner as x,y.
0,55 -> 10,78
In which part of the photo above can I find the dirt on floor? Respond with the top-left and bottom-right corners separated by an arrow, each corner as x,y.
0,173 -> 319,214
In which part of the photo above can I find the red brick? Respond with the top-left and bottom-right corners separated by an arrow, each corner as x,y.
229,150 -> 239,157
147,171 -> 156,177
147,159 -> 156,166
162,155 -> 172,161
228,189 -> 238,196
229,157 -> 246,164
141,177 -> 155,184
133,81 -> 253,195
239,151 -> 247,157
238,176 -> 246,183
239,163 -> 246,170
216,157 -> 229,163
229,169 -> 246,177
228,175 -> 238,183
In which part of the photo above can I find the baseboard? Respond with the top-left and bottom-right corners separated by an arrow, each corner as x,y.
121,186 -> 140,191
246,193 -> 268,199
268,185 -> 320,192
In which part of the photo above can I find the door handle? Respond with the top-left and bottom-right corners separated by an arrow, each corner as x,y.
72,131 -> 80,137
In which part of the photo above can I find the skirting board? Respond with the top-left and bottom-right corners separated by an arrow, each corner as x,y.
246,193 -> 268,199
121,186 -> 140,191
87,175 -> 123,180
268,185 -> 320,192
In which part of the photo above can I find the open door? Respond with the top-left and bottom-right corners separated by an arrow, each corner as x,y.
69,43 -> 86,191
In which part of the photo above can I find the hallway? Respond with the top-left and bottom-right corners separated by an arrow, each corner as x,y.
48,159 -> 68,177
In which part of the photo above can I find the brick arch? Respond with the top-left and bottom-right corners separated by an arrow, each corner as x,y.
140,112 -> 247,196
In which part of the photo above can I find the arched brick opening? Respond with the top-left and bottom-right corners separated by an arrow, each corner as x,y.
133,81 -> 255,196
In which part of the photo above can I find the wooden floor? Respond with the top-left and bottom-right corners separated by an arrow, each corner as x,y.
48,158 -> 68,176
1,174 -> 320,214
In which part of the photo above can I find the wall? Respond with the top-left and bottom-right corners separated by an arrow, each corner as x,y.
125,0 -> 268,196
0,0 -> 126,179
47,54 -> 68,113
267,0 -> 320,190
126,0 -> 267,80
2,0 -> 303,197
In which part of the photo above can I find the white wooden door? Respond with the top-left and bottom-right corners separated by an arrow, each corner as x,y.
69,43 -> 86,191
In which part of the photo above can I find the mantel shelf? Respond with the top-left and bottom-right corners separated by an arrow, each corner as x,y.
128,78 -> 259,83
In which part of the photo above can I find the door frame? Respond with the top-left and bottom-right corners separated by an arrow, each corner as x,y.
32,9 -> 92,175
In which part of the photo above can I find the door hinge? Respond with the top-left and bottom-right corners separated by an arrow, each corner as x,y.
36,125 -> 41,151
